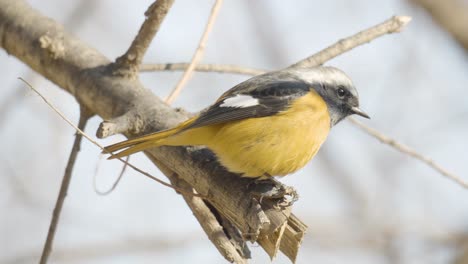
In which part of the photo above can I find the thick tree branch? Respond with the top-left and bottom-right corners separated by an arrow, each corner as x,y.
114,0 -> 174,76
0,0 -> 95,127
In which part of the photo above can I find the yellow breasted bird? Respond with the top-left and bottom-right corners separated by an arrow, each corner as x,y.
104,67 -> 369,178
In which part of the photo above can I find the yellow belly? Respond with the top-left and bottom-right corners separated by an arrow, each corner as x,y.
207,92 -> 331,177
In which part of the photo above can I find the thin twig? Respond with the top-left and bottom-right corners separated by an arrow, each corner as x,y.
39,107 -> 90,264
19,78 -> 203,198
349,118 -> 468,189
165,0 -> 224,104
114,0 -> 175,74
289,15 -> 412,69
93,155 -> 129,195
140,63 -> 265,76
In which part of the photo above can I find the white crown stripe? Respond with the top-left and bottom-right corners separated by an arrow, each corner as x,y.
220,94 -> 259,108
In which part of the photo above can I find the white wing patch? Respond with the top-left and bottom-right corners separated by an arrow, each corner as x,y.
220,94 -> 259,108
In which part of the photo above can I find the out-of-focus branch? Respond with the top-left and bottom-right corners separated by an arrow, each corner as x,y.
140,63 -> 265,76
5,235 -> 201,264
39,107 -> 91,264
114,0 -> 174,76
5,223 -> 467,264
165,0 -> 224,104
409,0 -> 468,51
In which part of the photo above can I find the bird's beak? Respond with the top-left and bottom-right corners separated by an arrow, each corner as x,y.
351,107 -> 370,119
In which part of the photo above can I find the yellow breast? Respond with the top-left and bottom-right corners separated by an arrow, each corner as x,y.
208,91 -> 331,177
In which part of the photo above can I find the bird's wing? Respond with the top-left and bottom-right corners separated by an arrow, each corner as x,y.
182,80 -> 311,131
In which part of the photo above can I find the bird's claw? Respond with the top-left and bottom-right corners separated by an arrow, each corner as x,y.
248,178 -> 299,209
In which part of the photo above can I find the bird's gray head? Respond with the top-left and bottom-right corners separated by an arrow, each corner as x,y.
289,66 -> 369,126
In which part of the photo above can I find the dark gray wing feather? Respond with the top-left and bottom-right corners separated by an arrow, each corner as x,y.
183,77 -> 311,131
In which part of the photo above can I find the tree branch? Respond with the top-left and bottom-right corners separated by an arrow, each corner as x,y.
165,0 -> 224,104
349,118 -> 468,188
39,107 -> 91,264
140,63 -> 265,76
114,0 -> 175,76
289,15 -> 412,69
0,1 -> 414,262
149,156 -> 249,263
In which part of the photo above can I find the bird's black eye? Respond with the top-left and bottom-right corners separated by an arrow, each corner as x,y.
337,86 -> 347,99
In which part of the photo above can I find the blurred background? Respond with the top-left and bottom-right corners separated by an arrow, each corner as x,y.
1,0 -> 468,263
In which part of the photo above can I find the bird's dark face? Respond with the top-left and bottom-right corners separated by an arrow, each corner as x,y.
317,80 -> 369,126
291,67 -> 369,126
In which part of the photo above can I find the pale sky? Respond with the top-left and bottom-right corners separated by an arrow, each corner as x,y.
1,1 -> 468,263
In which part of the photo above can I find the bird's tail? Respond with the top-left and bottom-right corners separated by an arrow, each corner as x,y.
103,117 -> 196,160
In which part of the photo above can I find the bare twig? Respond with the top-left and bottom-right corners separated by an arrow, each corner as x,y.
165,0 -> 224,104
39,107 -> 90,264
19,78 -> 203,198
140,63 -> 265,76
114,0 -> 175,75
93,155 -> 129,195
349,118 -> 468,189
289,15 -> 412,69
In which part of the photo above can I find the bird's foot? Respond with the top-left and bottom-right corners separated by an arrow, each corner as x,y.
248,177 -> 298,209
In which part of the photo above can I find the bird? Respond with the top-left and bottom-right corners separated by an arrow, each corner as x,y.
104,66 -> 369,179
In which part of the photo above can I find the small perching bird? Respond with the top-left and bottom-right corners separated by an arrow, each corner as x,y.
104,67 -> 369,178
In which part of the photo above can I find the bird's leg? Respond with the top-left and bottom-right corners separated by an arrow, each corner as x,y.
247,174 -> 299,209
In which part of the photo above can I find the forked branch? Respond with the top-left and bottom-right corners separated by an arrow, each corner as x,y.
114,0 -> 175,76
